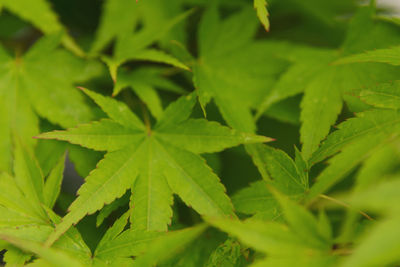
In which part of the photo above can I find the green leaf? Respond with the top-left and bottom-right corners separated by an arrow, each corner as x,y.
44,141 -> 144,246
254,0 -> 269,31
208,218 -> 307,256
78,87 -> 145,131
0,0 -> 83,55
38,119 -> 145,152
306,133 -> 386,202
256,48 -> 335,119
310,109 -> 400,165
300,67 -> 343,160
272,191 -> 330,249
260,145 -> 307,194
232,180 -> 277,216
155,119 -> 271,154
129,139 -> 174,231
157,140 -> 235,219
90,0 -> 139,54
13,139 -> 46,219
95,211 -> 160,260
0,34 -> 94,171
128,49 -> 190,71
0,235 -> 84,267
342,217 -> 400,267
107,7 -> 193,80
96,193 -> 129,227
43,153 -> 65,209
335,46 -> 400,66
194,5 -> 287,133
40,91 -> 266,245
350,177 -> 400,213
206,238 -> 246,267
132,224 -> 207,267
95,229 -> 160,260
357,81 -> 400,109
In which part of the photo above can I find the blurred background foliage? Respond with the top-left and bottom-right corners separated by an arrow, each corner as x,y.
1,0 -> 400,265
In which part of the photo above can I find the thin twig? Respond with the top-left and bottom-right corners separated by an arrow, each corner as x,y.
319,194 -> 374,221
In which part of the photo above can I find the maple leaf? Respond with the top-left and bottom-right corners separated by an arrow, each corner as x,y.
90,0 -> 191,81
257,6 -> 400,161
254,0 -> 270,31
193,4 -> 287,133
38,88 -> 271,246
207,191 -> 334,267
0,140 -> 92,266
0,33 -> 95,173
305,109 -> 400,202
0,0 -> 83,56
113,67 -> 186,120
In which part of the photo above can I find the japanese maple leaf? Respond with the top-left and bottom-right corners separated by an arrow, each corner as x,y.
256,6 -> 400,161
193,4 -> 287,133
0,141 -> 92,265
38,88 -> 270,246
0,33 -> 94,172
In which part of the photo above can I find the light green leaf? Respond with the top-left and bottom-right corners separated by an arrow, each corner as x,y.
43,153 -> 65,209
158,140 -> 235,218
206,238 -> 245,267
0,235 -> 84,267
232,180 -> 277,216
44,141 -> 144,246
342,216 -> 400,267
272,191 -> 330,249
96,193 -> 129,227
79,88 -> 145,131
130,139 -> 174,231
155,93 -> 197,130
0,34 -> 94,171
132,224 -> 207,267
0,172 -> 47,226
95,228 -> 160,260
254,0 -> 269,31
306,133 -> 385,202
260,145 -> 307,195
90,0 -> 139,54
358,81 -> 400,109
195,6 -> 287,133
300,68 -> 343,160
155,119 -> 271,154
0,0 -> 83,56
335,46 -> 400,66
350,178 -> 400,213
95,211 -> 130,253
256,48 -> 335,120
40,92 -> 262,246
37,119 -> 145,152
13,139 -> 46,218
207,218 -> 304,256
128,49 -> 189,71
310,109 -> 400,165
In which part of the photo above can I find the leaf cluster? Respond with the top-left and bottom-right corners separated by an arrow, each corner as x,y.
1,0 -> 400,266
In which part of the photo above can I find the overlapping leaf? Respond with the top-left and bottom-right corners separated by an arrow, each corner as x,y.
91,0 -> 191,81
0,0 -> 83,55
38,88 -> 270,245
0,33 -> 94,172
208,193 -> 334,267
257,6 -> 400,161
0,140 -> 92,266
194,4 -> 288,133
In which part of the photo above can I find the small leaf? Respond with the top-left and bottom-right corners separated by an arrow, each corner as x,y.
132,224 -> 207,267
0,235 -> 84,267
254,0 -> 270,31
43,153 -> 66,209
